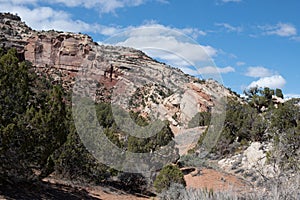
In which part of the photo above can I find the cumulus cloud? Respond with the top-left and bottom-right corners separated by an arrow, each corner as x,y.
0,2 -> 121,35
245,66 -> 274,78
248,75 -> 286,89
246,66 -> 286,89
1,1 -> 207,39
261,23 -> 297,37
112,24 -> 216,67
197,66 -> 235,74
179,66 -> 235,77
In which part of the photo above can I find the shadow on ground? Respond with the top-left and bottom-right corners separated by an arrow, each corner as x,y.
0,181 -> 100,200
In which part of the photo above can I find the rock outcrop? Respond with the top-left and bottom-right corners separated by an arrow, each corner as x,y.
0,13 -> 237,154
218,142 -> 277,186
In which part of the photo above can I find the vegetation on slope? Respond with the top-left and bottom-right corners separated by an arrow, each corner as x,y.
0,48 -> 68,182
0,48 -> 175,195
0,47 -> 299,199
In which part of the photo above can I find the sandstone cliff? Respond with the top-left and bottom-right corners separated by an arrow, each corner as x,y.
0,13 -> 236,154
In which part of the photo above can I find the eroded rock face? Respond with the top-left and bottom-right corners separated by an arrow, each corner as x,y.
0,13 -> 236,153
25,32 -> 93,71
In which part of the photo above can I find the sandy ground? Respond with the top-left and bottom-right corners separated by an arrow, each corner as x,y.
184,168 -> 252,193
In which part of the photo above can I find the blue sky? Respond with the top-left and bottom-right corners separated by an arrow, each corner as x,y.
1,0 -> 299,97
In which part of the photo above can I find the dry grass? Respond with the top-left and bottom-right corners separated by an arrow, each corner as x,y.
159,173 -> 300,200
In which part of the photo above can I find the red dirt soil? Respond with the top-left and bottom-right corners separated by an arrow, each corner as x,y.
184,168 -> 252,193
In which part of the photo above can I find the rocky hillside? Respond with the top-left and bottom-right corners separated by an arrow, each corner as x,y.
1,13 -> 300,200
0,12 -> 237,154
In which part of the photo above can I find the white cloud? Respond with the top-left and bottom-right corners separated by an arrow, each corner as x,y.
0,1 -> 206,39
197,66 -> 235,74
248,75 -> 286,89
246,66 -> 286,89
236,61 -> 246,66
215,23 -> 243,33
139,20 -> 207,38
47,0 -> 146,13
112,24 -> 216,67
156,0 -> 169,4
180,66 -> 235,76
262,23 -> 297,37
0,2 -> 120,35
284,94 -> 300,99
291,36 -> 300,42
1,0 -> 162,14
246,66 -> 274,78
0,0 -> 38,5
178,27 -> 206,38
44,0 -> 162,14
216,0 -> 242,5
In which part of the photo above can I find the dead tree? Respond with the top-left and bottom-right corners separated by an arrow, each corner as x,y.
104,64 -> 114,82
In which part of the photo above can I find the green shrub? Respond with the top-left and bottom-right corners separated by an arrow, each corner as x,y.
154,165 -> 186,193
0,48 -> 68,182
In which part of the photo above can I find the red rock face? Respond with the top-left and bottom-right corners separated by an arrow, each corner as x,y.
25,33 -> 93,72
188,83 -> 211,102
